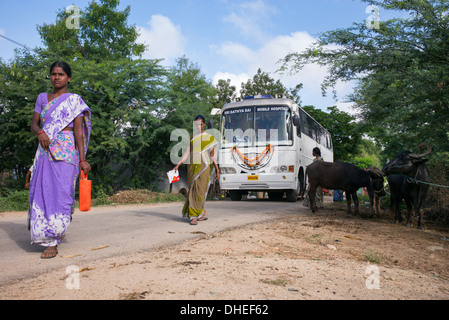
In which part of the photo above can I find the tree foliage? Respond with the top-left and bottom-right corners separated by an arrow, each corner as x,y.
0,52 -> 48,181
302,105 -> 363,162
280,0 -> 449,158
240,68 -> 302,103
0,0 -> 213,192
1,0 -> 371,194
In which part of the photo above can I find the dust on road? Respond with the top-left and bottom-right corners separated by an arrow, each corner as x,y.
1,197 -> 448,300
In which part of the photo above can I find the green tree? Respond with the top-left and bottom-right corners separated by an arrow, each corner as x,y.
280,0 -> 449,158
215,79 -> 237,107
148,56 -> 218,186
240,68 -> 287,98
37,0 -> 145,62
0,52 -> 48,186
162,56 -> 217,131
302,105 -> 363,162
355,139 -> 383,168
0,0 -> 167,192
39,0 -> 167,192
239,68 -> 302,103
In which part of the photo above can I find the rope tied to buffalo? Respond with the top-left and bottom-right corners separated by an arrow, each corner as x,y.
406,177 -> 449,188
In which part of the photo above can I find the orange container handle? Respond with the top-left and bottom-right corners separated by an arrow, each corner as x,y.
80,170 -> 88,180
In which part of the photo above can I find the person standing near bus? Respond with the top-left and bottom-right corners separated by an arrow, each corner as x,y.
303,147 -> 324,208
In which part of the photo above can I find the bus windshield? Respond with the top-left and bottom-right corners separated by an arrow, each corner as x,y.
221,105 -> 293,148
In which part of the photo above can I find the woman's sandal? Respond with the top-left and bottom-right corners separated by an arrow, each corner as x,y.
41,246 -> 58,259
190,218 -> 198,225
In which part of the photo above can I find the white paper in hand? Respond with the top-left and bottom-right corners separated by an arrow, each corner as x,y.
167,170 -> 180,184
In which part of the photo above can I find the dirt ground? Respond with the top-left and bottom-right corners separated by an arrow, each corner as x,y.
1,197 -> 449,300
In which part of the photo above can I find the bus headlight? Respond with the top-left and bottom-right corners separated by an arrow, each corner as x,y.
221,167 -> 236,174
270,165 -> 294,173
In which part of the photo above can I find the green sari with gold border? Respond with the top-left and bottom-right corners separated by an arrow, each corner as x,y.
182,132 -> 218,220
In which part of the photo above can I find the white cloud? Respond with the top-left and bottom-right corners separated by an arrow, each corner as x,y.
212,71 -> 251,89
213,41 -> 254,68
335,101 -> 358,116
223,0 -> 276,42
137,15 -> 187,66
211,30 -> 355,108
212,31 -> 322,91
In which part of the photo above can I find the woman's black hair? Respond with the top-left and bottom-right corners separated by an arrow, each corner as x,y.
313,147 -> 321,156
50,61 -> 72,78
194,114 -> 206,123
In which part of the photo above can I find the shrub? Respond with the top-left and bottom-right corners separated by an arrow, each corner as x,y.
0,190 -> 30,212
426,156 -> 449,225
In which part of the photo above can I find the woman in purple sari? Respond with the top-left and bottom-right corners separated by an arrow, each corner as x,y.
28,61 -> 92,259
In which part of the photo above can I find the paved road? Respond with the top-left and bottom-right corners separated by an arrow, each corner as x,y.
0,199 -> 303,285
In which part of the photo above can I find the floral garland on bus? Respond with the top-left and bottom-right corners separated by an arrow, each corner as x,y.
231,144 -> 274,170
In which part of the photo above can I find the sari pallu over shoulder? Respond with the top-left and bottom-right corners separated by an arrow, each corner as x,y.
190,132 -> 218,175
33,93 -> 91,168
41,93 -> 91,153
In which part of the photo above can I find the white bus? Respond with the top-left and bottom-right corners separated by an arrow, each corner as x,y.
215,95 -> 333,202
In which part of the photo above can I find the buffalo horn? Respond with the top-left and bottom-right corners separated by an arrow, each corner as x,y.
409,143 -> 432,158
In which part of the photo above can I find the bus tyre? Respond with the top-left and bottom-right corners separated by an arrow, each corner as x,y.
286,189 -> 298,202
298,168 -> 305,199
229,191 -> 243,201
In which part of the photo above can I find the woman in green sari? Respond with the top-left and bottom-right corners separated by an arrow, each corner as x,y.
174,115 -> 219,225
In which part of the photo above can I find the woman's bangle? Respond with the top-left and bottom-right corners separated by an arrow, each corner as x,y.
38,131 -> 45,136
79,160 -> 87,163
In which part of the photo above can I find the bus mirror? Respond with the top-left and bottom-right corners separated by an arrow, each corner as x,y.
211,108 -> 222,115
293,115 -> 300,127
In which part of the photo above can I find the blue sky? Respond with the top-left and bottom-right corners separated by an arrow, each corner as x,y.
0,0 -> 389,112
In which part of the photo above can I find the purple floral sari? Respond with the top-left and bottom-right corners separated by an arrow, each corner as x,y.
28,93 -> 91,247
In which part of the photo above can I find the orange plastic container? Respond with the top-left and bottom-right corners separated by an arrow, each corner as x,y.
79,171 -> 91,211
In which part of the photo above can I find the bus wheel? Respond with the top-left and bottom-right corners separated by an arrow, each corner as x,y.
229,191 -> 242,201
286,189 -> 298,202
298,168 -> 306,199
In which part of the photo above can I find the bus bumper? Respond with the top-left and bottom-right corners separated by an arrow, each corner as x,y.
219,173 -> 296,191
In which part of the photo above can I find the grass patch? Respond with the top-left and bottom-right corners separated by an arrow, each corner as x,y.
363,249 -> 383,264
104,189 -> 185,205
0,189 -> 185,212
0,190 -> 30,212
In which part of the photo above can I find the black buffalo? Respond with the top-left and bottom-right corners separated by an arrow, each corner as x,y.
305,161 -> 385,216
382,143 -> 432,229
